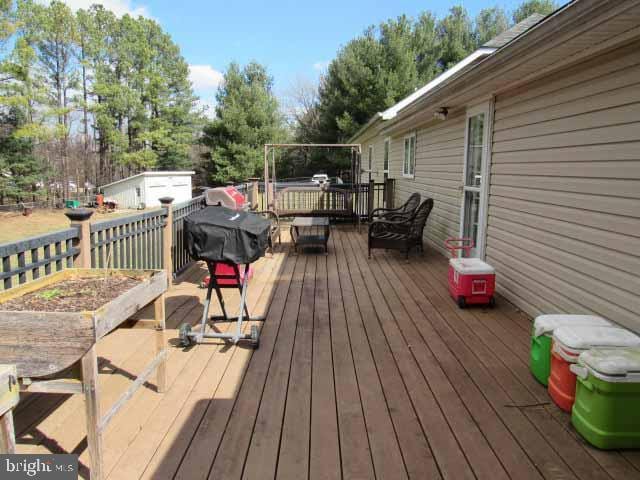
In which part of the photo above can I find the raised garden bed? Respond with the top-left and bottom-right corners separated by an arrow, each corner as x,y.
0,268 -> 168,480
0,273 -> 143,312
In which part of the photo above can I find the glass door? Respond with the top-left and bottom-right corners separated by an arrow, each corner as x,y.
460,106 -> 489,258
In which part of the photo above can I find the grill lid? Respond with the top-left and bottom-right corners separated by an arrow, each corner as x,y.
185,206 -> 270,265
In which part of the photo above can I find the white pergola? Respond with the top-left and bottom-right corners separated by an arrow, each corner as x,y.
262,143 -> 362,209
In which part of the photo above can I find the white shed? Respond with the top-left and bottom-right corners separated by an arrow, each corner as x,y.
100,171 -> 195,209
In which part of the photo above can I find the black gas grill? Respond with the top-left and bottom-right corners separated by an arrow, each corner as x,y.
179,206 -> 271,347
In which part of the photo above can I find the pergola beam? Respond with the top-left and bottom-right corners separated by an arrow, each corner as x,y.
263,143 -> 362,210
265,143 -> 361,149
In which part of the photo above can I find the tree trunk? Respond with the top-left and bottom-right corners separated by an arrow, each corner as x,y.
81,42 -> 90,192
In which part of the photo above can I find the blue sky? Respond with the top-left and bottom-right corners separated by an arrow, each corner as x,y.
59,0 -> 537,112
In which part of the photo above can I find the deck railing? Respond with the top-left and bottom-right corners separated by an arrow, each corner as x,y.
171,195 -> 206,275
0,229 -> 79,291
238,179 -> 392,218
90,209 -> 166,270
0,196 -> 208,292
0,180 -> 391,292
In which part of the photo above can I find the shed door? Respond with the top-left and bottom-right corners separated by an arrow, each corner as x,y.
460,103 -> 491,258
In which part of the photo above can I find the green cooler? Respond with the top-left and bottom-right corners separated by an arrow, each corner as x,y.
571,347 -> 640,449
530,315 -> 612,386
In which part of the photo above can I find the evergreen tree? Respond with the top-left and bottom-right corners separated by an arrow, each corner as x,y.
513,0 -> 558,23
475,7 -> 509,45
437,6 -> 475,69
310,2 -> 545,144
20,0 -> 79,198
201,62 -> 284,183
0,107 -> 45,203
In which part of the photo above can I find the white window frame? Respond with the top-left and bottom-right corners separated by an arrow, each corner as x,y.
367,144 -> 374,172
383,137 -> 390,173
402,133 -> 416,178
459,100 -> 493,259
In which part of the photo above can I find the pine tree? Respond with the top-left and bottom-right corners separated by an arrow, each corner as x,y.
475,7 -> 509,45
0,107 -> 46,203
513,0 -> 558,23
201,62 -> 284,183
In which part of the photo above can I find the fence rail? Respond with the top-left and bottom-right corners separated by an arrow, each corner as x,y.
172,196 -> 206,275
237,180 -> 389,216
0,228 -> 79,291
90,209 -> 166,271
0,181 -> 391,293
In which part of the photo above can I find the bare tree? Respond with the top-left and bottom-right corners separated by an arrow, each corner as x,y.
282,75 -> 321,142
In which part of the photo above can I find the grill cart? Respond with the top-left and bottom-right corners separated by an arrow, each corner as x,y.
179,206 -> 270,348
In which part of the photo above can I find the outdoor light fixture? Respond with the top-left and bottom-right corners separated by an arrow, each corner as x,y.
434,107 -> 448,120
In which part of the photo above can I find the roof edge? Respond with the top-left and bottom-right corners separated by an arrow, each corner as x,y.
347,112 -> 383,143
100,171 -> 195,189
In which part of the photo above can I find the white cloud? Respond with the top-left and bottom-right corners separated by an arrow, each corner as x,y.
189,64 -> 224,91
195,98 -> 216,119
36,0 -> 151,17
313,60 -> 330,72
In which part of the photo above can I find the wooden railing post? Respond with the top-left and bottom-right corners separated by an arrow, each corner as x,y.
385,178 -> 395,209
367,179 -> 375,221
65,208 -> 94,268
247,177 -> 259,210
267,182 -> 274,210
159,197 -> 174,287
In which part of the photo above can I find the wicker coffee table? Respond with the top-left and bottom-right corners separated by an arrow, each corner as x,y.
290,217 -> 330,254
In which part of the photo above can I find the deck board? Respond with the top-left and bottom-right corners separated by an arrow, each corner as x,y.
12,226 -> 640,480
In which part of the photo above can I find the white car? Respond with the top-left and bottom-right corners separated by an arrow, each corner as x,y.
311,174 -> 329,185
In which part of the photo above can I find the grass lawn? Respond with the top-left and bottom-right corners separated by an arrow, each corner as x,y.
0,208 -> 139,244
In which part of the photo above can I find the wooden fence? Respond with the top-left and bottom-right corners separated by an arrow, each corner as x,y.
172,196 -> 206,275
239,179 -> 392,217
0,196 -> 207,292
0,229 -> 79,291
0,180 -> 392,292
90,209 -> 166,270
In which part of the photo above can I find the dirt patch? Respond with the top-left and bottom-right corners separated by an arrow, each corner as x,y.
0,274 -> 144,312
0,208 -> 141,244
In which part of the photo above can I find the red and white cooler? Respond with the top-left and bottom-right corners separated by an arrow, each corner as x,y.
444,238 -> 495,308
549,325 -> 640,412
205,186 -> 248,210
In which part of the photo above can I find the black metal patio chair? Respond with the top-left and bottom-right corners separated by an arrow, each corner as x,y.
370,192 -> 420,222
368,198 -> 434,259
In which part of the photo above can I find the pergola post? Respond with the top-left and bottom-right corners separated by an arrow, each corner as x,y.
263,144 -> 269,209
263,142 -> 362,222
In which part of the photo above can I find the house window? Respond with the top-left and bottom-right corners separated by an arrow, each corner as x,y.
367,145 -> 373,171
403,134 -> 416,177
383,138 -> 390,173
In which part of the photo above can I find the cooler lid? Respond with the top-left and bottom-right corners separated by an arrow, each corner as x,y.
578,348 -> 640,382
554,325 -> 640,350
449,258 -> 495,275
533,314 -> 612,337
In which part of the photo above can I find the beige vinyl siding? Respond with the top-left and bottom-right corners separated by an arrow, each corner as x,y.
392,113 -> 466,256
487,45 -> 640,333
358,133 -> 386,183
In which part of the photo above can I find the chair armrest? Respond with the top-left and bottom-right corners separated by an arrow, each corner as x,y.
371,206 -> 403,217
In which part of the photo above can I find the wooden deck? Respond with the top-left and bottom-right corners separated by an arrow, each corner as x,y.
13,227 -> 640,479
